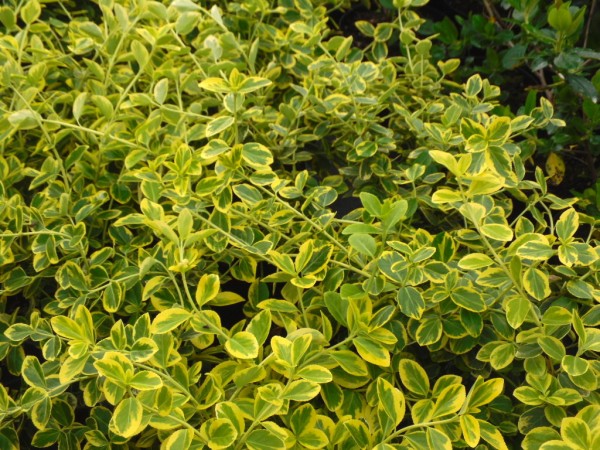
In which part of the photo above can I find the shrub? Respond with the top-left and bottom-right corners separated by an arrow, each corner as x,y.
0,0 -> 598,449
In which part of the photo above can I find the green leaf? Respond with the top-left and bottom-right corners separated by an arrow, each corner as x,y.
237,77 -> 272,94
247,310 -> 272,347
153,78 -> 169,105
538,335 -> 566,361
129,370 -> 163,390
242,143 -> 273,168
206,116 -> 235,137
377,377 -> 405,427
399,359 -> 429,396
199,77 -> 231,93
246,429 -> 285,450
460,414 -> 480,447
427,427 -> 452,450
451,287 -> 486,313
111,397 -> 143,438
215,402 -> 246,436
560,417 -> 591,449
353,336 -> 390,367
479,420 -> 509,450
489,342 -> 515,370
225,331 -> 259,359
131,40 -> 149,68
150,308 -> 191,334
480,223 -> 513,241
196,274 -> 220,307
467,377 -> 504,410
556,208 -> 578,241
207,418 -> 238,449
50,316 -> 83,341
561,355 -> 589,377
348,233 -> 377,257
21,0 -> 41,24
396,286 -> 425,320
431,384 -> 465,418
523,267 -> 551,300
505,296 -> 531,329
517,241 -> 555,260
415,316 -> 443,346
282,380 -> 321,401
359,192 -> 382,216
330,350 -> 369,377
22,356 -> 47,389
465,74 -> 483,97
458,253 -> 494,270
298,429 -> 328,449
344,419 -> 370,448
163,429 -> 192,450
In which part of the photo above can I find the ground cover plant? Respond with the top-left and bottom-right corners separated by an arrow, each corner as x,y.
0,0 -> 599,449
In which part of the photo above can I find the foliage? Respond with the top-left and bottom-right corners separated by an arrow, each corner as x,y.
421,0 -> 600,196
0,0 -> 599,449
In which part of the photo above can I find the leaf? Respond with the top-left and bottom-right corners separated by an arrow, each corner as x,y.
537,335 -> 566,361
150,308 -> 191,334
415,316 -> 443,346
467,377 -> 504,410
523,267 -> 551,300
480,223 -> 513,242
225,332 -> 259,359
247,310 -> 272,347
465,74 -> 483,97
8,110 -> 40,130
450,287 -> 486,313
353,336 -> 390,367
427,427 -> 452,450
458,253 -> 494,270
344,420 -> 370,448
242,143 -> 273,168
359,192 -> 382,216
348,233 -> 377,257
207,418 -> 238,449
397,286 -> 426,319
51,316 -> 83,341
282,380 -> 321,401
479,420 -> 509,450
237,77 -> 272,94
460,414 -> 480,447
546,152 -> 566,186
129,370 -> 163,390
399,359 -> 429,396
429,150 -> 458,175
163,429 -> 192,450
199,77 -> 231,93
330,350 -> 369,377
22,356 -> 46,389
377,377 -> 406,427
206,116 -> 235,137
73,92 -> 87,121
489,342 -> 515,370
111,397 -> 143,438
21,0 -> 41,24
431,384 -> 465,418
505,296 -> 531,329
153,78 -> 169,105
245,429 -> 285,450
196,274 -> 220,307
556,208 -> 578,241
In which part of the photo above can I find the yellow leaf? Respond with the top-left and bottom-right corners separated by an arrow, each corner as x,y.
545,152 -> 565,186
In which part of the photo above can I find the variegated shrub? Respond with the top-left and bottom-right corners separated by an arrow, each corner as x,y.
0,0 -> 598,449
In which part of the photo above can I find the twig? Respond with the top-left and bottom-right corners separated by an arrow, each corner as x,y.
583,0 -> 598,48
